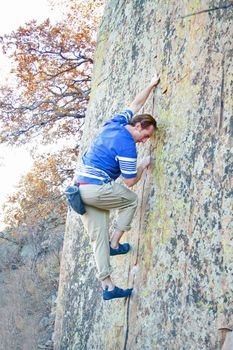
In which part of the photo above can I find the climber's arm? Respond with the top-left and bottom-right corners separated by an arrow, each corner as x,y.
129,74 -> 160,114
123,156 -> 151,187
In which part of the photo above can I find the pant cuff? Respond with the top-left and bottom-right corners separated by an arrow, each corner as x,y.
97,266 -> 113,281
115,223 -> 131,232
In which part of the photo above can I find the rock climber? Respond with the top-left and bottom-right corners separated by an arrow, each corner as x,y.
74,73 -> 160,300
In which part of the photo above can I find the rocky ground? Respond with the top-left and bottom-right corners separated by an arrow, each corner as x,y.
0,224 -> 64,350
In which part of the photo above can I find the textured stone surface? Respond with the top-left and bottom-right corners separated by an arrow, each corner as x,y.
54,1 -> 233,349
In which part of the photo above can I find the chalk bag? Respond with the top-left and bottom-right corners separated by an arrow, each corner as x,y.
64,185 -> 86,215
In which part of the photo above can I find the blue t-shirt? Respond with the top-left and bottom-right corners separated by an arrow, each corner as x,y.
75,109 -> 137,184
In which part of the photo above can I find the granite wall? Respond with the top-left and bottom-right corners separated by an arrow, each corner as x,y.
54,1 -> 233,349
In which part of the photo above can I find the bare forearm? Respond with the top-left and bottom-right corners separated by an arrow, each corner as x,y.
130,84 -> 155,112
130,165 -> 144,186
123,156 -> 151,187
129,74 -> 160,114
123,164 -> 147,187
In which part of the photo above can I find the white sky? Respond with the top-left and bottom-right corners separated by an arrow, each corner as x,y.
0,0 -> 62,35
0,0 -> 64,229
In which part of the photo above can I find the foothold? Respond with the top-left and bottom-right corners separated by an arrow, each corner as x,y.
219,327 -> 233,331
130,265 -> 139,278
221,331 -> 233,350
131,287 -> 137,297
218,326 -> 233,349
150,157 -> 156,167
162,85 -> 168,94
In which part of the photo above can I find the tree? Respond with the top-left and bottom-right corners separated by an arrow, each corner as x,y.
0,0 -> 105,242
2,149 -> 76,233
0,0 -> 104,145
0,4 -> 105,346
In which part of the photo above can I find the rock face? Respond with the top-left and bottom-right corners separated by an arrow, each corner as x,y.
0,225 -> 64,350
54,1 -> 232,349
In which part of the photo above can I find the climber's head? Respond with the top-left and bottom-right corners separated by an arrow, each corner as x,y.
128,114 -> 157,143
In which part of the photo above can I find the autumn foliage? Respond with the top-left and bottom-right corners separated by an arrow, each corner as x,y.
0,0 -> 105,234
0,0 -> 104,144
2,149 -> 76,232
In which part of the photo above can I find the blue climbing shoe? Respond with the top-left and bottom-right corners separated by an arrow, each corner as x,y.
103,286 -> 133,300
109,242 -> 130,256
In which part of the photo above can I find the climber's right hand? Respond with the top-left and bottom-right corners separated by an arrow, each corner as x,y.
150,71 -> 160,87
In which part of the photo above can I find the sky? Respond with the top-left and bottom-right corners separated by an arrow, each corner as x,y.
0,0 -> 63,229
0,0 -> 61,35
0,0 -> 63,80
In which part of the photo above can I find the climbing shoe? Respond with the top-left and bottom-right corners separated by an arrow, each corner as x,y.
103,286 -> 133,300
109,242 -> 130,256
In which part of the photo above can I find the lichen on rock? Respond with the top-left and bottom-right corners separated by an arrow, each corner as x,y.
53,1 -> 233,349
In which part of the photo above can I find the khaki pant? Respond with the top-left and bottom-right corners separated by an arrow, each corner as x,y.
79,181 -> 138,280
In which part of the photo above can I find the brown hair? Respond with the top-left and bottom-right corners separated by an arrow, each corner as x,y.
129,114 -> 158,130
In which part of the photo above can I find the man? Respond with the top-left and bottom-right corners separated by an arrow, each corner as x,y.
74,74 -> 160,300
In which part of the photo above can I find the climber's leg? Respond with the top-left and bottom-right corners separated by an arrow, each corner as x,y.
80,182 -> 138,250
81,205 -> 133,299
103,182 -> 138,250
81,204 -> 113,280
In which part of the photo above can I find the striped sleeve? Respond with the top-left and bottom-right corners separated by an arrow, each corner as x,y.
110,109 -> 134,125
116,155 -> 137,178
